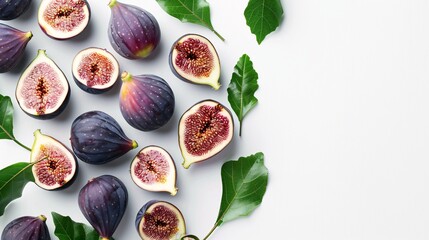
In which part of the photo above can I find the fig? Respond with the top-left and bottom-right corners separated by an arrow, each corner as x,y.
38,0 -> 90,40
70,110 -> 138,164
135,200 -> 186,240
79,175 -> 128,240
30,129 -> 78,190
72,47 -> 120,94
1,215 -> 51,240
131,146 -> 178,196
179,100 -> 234,169
169,34 -> 221,90
16,49 -> 70,119
0,0 -> 31,20
120,72 -> 175,131
0,24 -> 32,73
108,0 -> 161,59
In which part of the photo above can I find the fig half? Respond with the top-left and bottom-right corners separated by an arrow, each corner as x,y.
131,146 -> 178,196
38,0 -> 90,40
0,23 -> 32,73
30,130 -> 78,190
135,200 -> 186,240
72,47 -> 120,94
169,34 -> 221,90
179,100 -> 234,169
16,49 -> 70,119
1,215 -> 51,240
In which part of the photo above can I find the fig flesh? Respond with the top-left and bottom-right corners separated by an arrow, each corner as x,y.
0,0 -> 31,20
120,72 -> 175,131
38,0 -> 90,40
0,24 -> 32,73
70,110 -> 138,164
135,200 -> 186,240
30,129 -> 78,190
79,175 -> 128,239
1,215 -> 51,240
131,146 -> 178,196
179,100 -> 234,169
72,47 -> 120,94
170,34 -> 221,90
16,49 -> 70,119
108,0 -> 161,59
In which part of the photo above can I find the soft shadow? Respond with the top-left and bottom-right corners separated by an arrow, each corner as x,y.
52,91 -> 75,123
155,110 -> 179,135
15,0 -> 38,22
67,21 -> 94,44
9,50 -> 31,75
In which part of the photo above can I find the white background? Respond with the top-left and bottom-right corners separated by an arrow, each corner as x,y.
1,0 -> 429,239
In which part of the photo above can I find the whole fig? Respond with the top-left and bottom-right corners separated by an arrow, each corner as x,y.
0,0 -> 31,20
79,175 -> 128,240
120,72 -> 175,131
70,111 -> 138,164
1,215 -> 51,240
0,23 -> 32,73
108,0 -> 161,59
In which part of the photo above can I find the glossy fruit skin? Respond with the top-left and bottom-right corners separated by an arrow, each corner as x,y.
120,73 -> 175,131
108,0 -> 161,59
0,24 -> 32,73
1,215 -> 51,240
135,200 -> 186,240
79,175 -> 128,239
0,0 -> 31,20
70,110 -> 138,164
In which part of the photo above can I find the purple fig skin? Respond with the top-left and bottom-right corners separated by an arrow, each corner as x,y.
78,175 -> 128,239
0,23 -> 32,73
108,0 -> 161,59
0,0 -> 31,20
120,72 -> 175,131
1,215 -> 51,240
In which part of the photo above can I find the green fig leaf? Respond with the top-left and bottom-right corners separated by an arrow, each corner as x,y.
227,54 -> 259,136
216,152 -> 268,225
52,212 -> 101,240
0,94 -> 15,140
244,0 -> 284,44
155,0 -> 224,41
0,162 -> 35,216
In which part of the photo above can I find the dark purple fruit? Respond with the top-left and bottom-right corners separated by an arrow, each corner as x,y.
170,34 -> 221,90
16,49 -> 70,119
120,72 -> 175,131
0,24 -> 32,73
0,0 -> 31,20
135,200 -> 186,240
1,215 -> 51,240
79,175 -> 128,239
179,100 -> 234,169
108,0 -> 160,59
131,146 -> 178,196
30,129 -> 78,190
38,0 -> 90,40
70,110 -> 138,164
72,47 -> 120,94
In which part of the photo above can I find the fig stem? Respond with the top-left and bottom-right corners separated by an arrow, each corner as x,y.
108,0 -> 117,8
202,224 -> 219,240
0,125 -> 31,151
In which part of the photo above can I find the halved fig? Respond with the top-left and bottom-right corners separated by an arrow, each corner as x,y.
131,146 -> 178,196
72,47 -> 119,94
16,49 -> 70,119
0,0 -> 31,20
30,129 -> 78,190
1,215 -> 51,240
179,100 -> 234,169
0,23 -> 32,73
38,0 -> 90,40
135,200 -> 186,240
169,34 -> 221,90
108,0 -> 160,59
